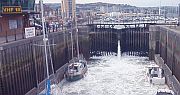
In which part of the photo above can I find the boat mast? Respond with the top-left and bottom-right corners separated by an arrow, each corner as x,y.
178,4 -> 180,26
70,22 -> 74,59
40,0 -> 51,94
75,9 -> 80,59
159,0 -> 161,16
106,3 -> 108,13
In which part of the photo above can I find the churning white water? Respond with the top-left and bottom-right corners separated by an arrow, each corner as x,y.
117,40 -> 121,57
60,55 -> 168,95
58,38 -> 168,95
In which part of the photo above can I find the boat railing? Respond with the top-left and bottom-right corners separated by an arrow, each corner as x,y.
69,57 -> 79,63
69,54 -> 86,63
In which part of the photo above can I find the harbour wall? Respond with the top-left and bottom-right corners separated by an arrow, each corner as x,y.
0,26 -> 89,95
149,25 -> 180,95
0,24 -> 152,95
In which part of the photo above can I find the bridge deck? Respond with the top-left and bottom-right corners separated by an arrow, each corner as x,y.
87,23 -> 178,26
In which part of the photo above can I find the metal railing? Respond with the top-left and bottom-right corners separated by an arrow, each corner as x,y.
0,25 -> 63,44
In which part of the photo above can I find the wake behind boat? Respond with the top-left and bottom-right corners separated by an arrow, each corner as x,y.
65,56 -> 88,81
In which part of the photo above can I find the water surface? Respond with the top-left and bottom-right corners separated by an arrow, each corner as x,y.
60,55 -> 168,95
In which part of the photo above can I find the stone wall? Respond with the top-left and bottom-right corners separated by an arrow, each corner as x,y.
0,27 -> 89,95
149,26 -> 180,95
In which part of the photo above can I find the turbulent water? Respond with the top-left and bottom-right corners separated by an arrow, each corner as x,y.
60,55 -> 168,95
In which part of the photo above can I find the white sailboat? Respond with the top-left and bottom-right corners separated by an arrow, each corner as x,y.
65,55 -> 88,81
65,15 -> 88,82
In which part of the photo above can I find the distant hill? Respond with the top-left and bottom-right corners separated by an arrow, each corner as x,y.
77,2 -> 136,8
43,2 -> 136,10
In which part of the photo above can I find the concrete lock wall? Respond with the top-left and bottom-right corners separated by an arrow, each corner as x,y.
0,27 -> 89,95
149,25 -> 180,95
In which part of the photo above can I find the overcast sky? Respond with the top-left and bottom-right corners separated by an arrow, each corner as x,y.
36,0 -> 180,7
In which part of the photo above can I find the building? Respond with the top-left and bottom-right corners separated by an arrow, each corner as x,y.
61,0 -> 76,20
34,3 -> 61,24
0,0 -> 35,38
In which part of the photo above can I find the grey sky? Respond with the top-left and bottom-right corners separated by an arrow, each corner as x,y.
36,0 -> 180,7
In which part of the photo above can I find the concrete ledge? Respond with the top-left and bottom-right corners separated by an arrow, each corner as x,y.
25,87 -> 37,95
25,62 -> 69,95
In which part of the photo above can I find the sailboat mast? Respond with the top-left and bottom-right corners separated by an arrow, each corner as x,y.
40,0 -> 51,94
159,0 -> 161,16
75,13 -> 80,59
71,25 -> 74,58
71,0 -> 79,59
106,3 -> 108,13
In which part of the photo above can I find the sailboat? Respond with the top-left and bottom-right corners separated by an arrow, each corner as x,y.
65,16 -> 88,81
65,54 -> 88,81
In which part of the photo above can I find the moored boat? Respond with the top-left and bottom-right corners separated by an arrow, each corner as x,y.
146,64 -> 165,85
65,56 -> 88,81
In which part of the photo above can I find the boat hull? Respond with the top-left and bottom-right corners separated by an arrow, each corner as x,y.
148,77 -> 166,85
65,65 -> 87,82
66,74 -> 84,81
